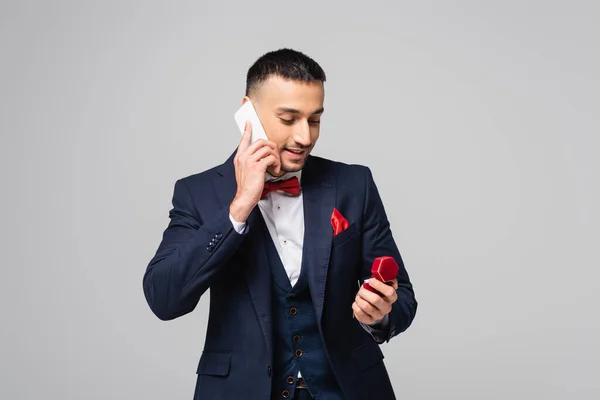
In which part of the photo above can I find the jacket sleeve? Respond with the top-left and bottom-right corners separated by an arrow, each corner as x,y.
142,178 -> 247,321
359,166 -> 418,343
358,314 -> 390,343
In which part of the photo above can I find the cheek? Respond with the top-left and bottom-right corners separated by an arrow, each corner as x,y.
310,127 -> 320,143
263,121 -> 287,147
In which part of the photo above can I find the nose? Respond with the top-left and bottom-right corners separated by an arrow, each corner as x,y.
293,120 -> 311,147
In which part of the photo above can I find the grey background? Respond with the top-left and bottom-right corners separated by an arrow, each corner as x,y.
1,1 -> 598,399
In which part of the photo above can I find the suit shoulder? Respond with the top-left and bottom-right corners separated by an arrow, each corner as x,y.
310,155 -> 371,177
173,162 -> 225,190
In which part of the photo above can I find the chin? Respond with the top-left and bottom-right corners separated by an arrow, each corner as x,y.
281,160 -> 305,173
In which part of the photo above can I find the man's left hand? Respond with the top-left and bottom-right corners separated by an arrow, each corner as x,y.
352,278 -> 399,324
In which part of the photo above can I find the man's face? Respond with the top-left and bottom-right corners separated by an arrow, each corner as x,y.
244,75 -> 324,175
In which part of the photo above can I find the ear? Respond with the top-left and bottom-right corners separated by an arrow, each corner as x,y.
241,96 -> 251,105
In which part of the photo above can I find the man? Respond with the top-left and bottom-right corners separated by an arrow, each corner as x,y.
143,48 -> 417,400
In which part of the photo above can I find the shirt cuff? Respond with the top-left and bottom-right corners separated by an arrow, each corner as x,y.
229,213 -> 248,234
368,313 -> 390,329
359,314 -> 390,344
369,314 -> 390,330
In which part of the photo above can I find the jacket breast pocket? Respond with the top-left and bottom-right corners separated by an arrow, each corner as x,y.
196,351 -> 231,376
332,222 -> 359,248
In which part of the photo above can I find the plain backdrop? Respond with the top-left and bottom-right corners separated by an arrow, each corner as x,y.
1,1 -> 598,399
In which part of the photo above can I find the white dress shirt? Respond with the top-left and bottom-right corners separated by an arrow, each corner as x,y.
229,170 -> 305,286
228,170 -> 389,377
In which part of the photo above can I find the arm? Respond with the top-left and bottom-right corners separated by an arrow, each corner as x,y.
358,166 -> 418,343
143,120 -> 281,321
142,178 -> 247,321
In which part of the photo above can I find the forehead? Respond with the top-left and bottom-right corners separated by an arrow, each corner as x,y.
256,76 -> 324,108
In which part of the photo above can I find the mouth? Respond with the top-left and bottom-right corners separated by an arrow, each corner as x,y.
283,148 -> 307,160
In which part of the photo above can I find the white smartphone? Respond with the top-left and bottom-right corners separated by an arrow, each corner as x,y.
234,100 -> 269,144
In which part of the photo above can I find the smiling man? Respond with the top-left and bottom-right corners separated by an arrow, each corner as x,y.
143,49 -> 417,400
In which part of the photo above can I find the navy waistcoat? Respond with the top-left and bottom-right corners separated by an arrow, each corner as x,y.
264,227 -> 343,400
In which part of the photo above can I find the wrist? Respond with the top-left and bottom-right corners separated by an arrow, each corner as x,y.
229,195 -> 255,223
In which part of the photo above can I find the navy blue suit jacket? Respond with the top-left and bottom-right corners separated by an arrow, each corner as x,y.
143,151 -> 417,399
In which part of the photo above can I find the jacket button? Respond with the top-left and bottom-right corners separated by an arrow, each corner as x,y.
295,349 -> 303,358
289,307 -> 297,316
206,246 -> 213,252
282,390 -> 290,398
216,233 -> 223,239
267,365 -> 272,377
293,335 -> 300,344
286,376 -> 295,385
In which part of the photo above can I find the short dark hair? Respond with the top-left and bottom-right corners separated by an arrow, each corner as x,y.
245,48 -> 326,96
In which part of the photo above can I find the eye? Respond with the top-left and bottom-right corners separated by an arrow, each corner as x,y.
280,118 -> 294,125
309,120 -> 321,125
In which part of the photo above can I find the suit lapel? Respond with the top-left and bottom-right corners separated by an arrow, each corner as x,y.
242,208 -> 273,359
214,151 -> 273,359
301,156 -> 336,325
214,150 -> 238,208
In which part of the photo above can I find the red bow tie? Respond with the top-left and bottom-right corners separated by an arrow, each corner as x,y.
261,176 -> 301,199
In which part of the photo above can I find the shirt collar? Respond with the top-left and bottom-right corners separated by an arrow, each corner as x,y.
265,169 -> 302,184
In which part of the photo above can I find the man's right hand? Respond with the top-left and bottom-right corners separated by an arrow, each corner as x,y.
229,121 -> 281,223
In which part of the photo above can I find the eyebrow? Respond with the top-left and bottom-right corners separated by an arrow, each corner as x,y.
276,107 -> 325,115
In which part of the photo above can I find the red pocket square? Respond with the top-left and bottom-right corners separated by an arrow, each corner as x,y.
330,208 -> 350,236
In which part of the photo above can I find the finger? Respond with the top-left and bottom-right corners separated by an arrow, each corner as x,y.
391,279 -> 399,290
257,155 -> 281,171
250,146 -> 281,171
267,150 -> 281,173
246,139 -> 277,157
238,121 -> 253,153
250,145 -> 276,163
355,299 -> 383,322
355,294 -> 379,317
271,151 -> 282,174
352,302 -> 375,324
357,285 -> 389,310
367,278 -> 396,300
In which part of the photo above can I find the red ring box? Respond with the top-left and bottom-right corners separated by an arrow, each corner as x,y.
362,256 -> 399,292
